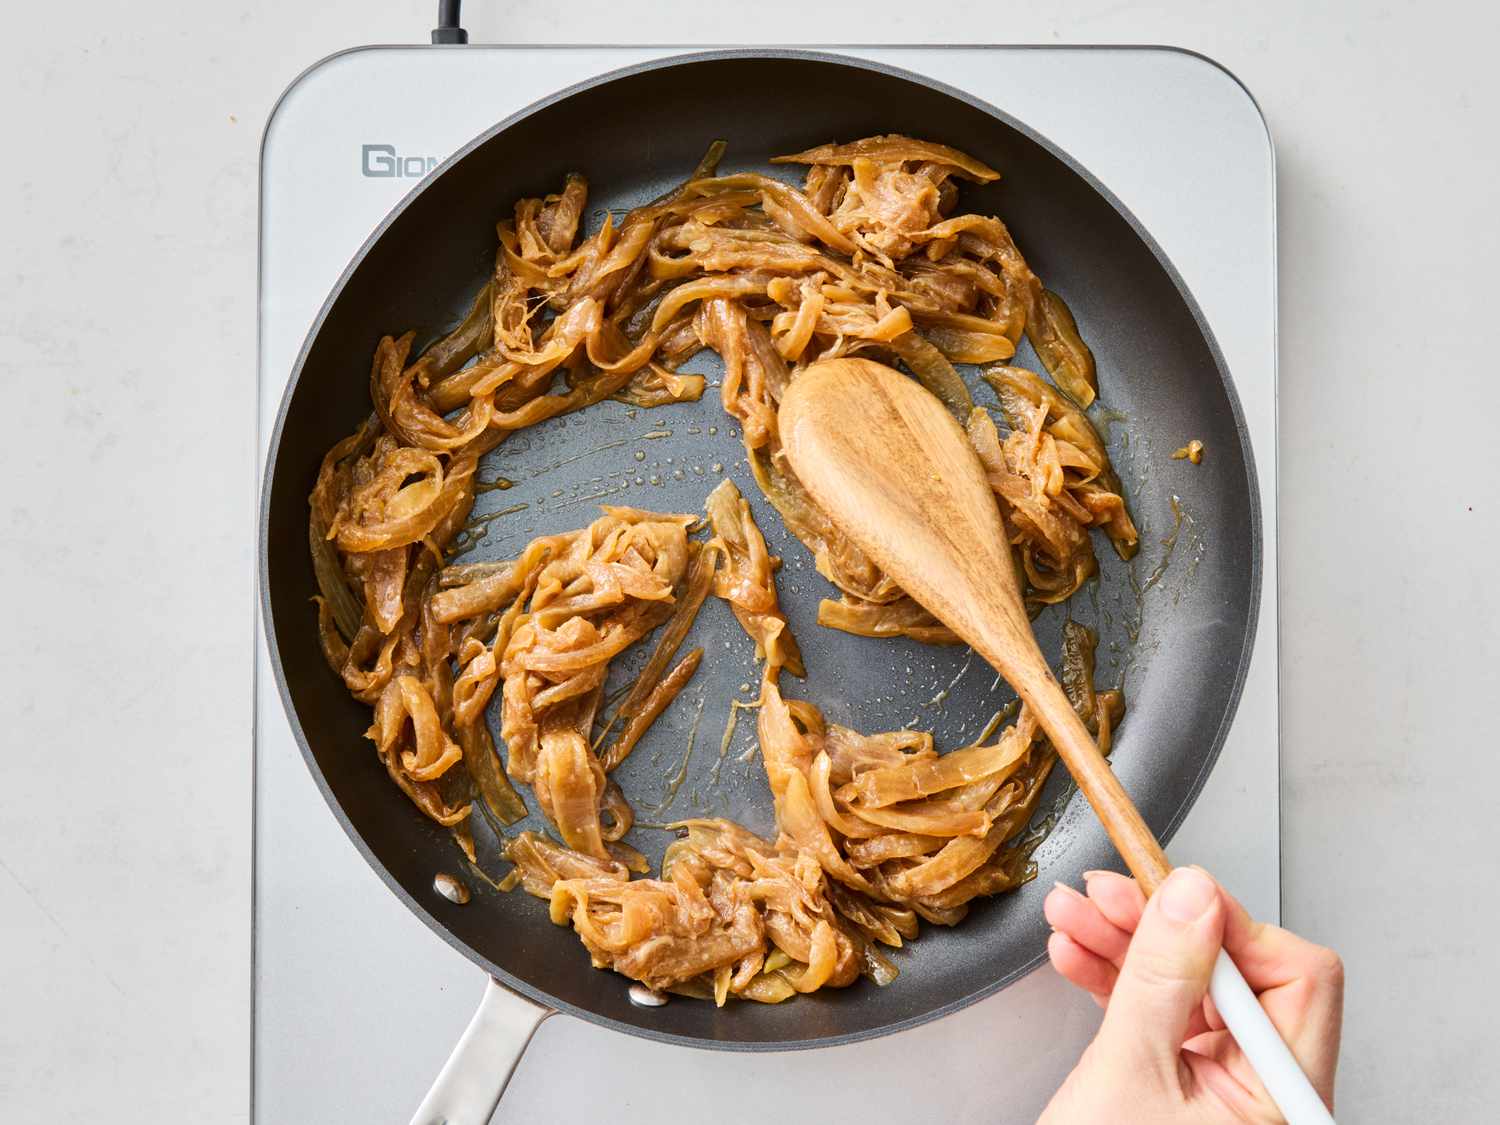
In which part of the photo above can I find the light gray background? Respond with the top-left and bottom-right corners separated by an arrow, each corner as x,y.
2,2 -> 1495,1122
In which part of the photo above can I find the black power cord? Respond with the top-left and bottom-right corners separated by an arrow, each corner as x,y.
432,0 -> 468,44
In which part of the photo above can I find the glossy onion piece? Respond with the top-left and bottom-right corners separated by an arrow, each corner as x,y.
887,329 -> 974,418
773,134 -> 1001,183
983,365 -> 1139,571
1027,288 -> 1098,407
816,593 -> 959,645
703,479 -> 805,677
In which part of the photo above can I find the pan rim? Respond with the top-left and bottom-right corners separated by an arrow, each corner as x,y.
257,45 -> 1263,1052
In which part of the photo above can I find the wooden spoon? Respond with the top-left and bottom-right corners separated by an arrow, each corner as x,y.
779,357 -> 1334,1125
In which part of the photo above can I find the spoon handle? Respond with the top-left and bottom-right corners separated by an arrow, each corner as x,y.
1211,952 -> 1337,1123
993,650 -> 1172,894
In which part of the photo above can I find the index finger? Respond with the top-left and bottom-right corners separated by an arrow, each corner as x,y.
1219,887 -> 1343,995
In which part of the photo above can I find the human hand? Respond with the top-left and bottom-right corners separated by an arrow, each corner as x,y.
1038,866 -> 1343,1124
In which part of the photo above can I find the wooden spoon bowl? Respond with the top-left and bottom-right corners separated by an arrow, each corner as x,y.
779,356 -> 1171,892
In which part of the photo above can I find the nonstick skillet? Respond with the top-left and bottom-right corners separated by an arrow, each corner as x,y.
259,48 -> 1260,1121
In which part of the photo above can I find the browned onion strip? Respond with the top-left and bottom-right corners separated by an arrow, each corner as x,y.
595,542 -> 719,763
773,135 -> 1001,183
429,538 -> 555,625
843,734 -> 1032,808
600,647 -> 704,773
816,593 -> 959,645
704,479 -> 805,678
1028,288 -> 1098,408
920,322 -> 1016,364
887,329 -> 974,418
682,172 -> 858,254
312,596 -> 350,674
503,830 -> 631,899
457,719 -> 528,826
420,280 -> 495,377
599,779 -> 634,842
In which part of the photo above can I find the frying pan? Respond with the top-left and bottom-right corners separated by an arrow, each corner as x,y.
259,49 -> 1260,1122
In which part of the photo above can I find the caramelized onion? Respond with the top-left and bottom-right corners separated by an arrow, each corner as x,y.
307,133 -> 1138,1003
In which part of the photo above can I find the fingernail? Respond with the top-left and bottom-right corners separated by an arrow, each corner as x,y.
1052,881 -> 1086,901
1157,867 -> 1217,924
1081,870 -> 1112,882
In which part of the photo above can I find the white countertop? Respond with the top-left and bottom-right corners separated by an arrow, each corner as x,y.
2,2 -> 1496,1122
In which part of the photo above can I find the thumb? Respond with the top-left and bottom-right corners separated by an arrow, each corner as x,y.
1096,866 -> 1224,1079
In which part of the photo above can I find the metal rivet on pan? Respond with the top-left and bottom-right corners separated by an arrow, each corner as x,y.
433,873 -> 470,905
628,984 -> 669,1008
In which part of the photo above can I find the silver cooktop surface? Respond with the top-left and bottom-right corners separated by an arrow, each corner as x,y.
256,45 -> 1278,1124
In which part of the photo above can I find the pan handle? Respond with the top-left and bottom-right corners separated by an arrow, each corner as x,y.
409,977 -> 554,1125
